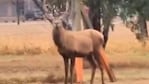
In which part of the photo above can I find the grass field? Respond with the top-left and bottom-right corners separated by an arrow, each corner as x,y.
0,21 -> 148,84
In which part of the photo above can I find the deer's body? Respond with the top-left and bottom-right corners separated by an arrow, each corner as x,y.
52,20 -> 105,84
53,27 -> 104,55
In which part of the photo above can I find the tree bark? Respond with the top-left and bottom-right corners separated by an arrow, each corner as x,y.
16,0 -> 20,25
135,12 -> 148,46
102,17 -> 111,48
138,12 -> 148,39
72,0 -> 82,30
89,0 -> 101,31
81,4 -> 93,28
101,0 -> 114,48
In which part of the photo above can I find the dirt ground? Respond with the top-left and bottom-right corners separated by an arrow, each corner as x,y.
0,21 -> 148,84
0,55 -> 149,84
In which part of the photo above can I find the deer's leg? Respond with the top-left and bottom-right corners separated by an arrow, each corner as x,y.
94,52 -> 105,84
99,64 -> 104,84
63,56 -> 69,84
98,47 -> 116,82
70,57 -> 75,84
86,55 -> 97,84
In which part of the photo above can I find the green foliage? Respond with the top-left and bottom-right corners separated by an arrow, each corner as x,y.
115,0 -> 149,20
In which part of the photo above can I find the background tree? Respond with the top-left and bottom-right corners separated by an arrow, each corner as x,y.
83,0 -> 117,48
83,0 -> 149,47
114,0 -> 149,46
32,0 -> 149,47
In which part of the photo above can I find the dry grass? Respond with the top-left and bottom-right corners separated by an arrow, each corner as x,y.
0,21 -> 58,55
105,23 -> 149,68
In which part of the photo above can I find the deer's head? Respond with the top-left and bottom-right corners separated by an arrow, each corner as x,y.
51,12 -> 72,30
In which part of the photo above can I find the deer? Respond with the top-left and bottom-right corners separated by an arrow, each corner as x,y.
51,17 -> 107,84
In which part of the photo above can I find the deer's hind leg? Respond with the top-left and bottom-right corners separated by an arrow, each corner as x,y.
86,55 -> 97,84
94,51 -> 105,84
70,57 -> 75,84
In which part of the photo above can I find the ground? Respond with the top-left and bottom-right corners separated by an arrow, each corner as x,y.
0,21 -> 148,84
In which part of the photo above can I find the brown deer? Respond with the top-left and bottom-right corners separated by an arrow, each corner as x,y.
52,17 -> 108,84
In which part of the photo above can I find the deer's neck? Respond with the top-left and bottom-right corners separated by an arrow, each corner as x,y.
52,27 -> 65,48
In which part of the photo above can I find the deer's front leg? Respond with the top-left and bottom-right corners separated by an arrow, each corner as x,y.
63,56 -> 69,84
70,57 -> 75,84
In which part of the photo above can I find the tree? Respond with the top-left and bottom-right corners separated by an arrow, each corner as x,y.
83,0 -> 149,47
83,0 -> 117,48
101,0 -> 117,48
115,0 -> 149,46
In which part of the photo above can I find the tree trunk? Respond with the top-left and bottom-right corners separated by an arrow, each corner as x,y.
102,17 -> 111,48
81,4 -> 93,28
101,0 -> 113,48
72,0 -> 82,30
16,0 -> 20,25
135,12 -> 148,46
88,0 -> 101,31
138,13 -> 148,39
